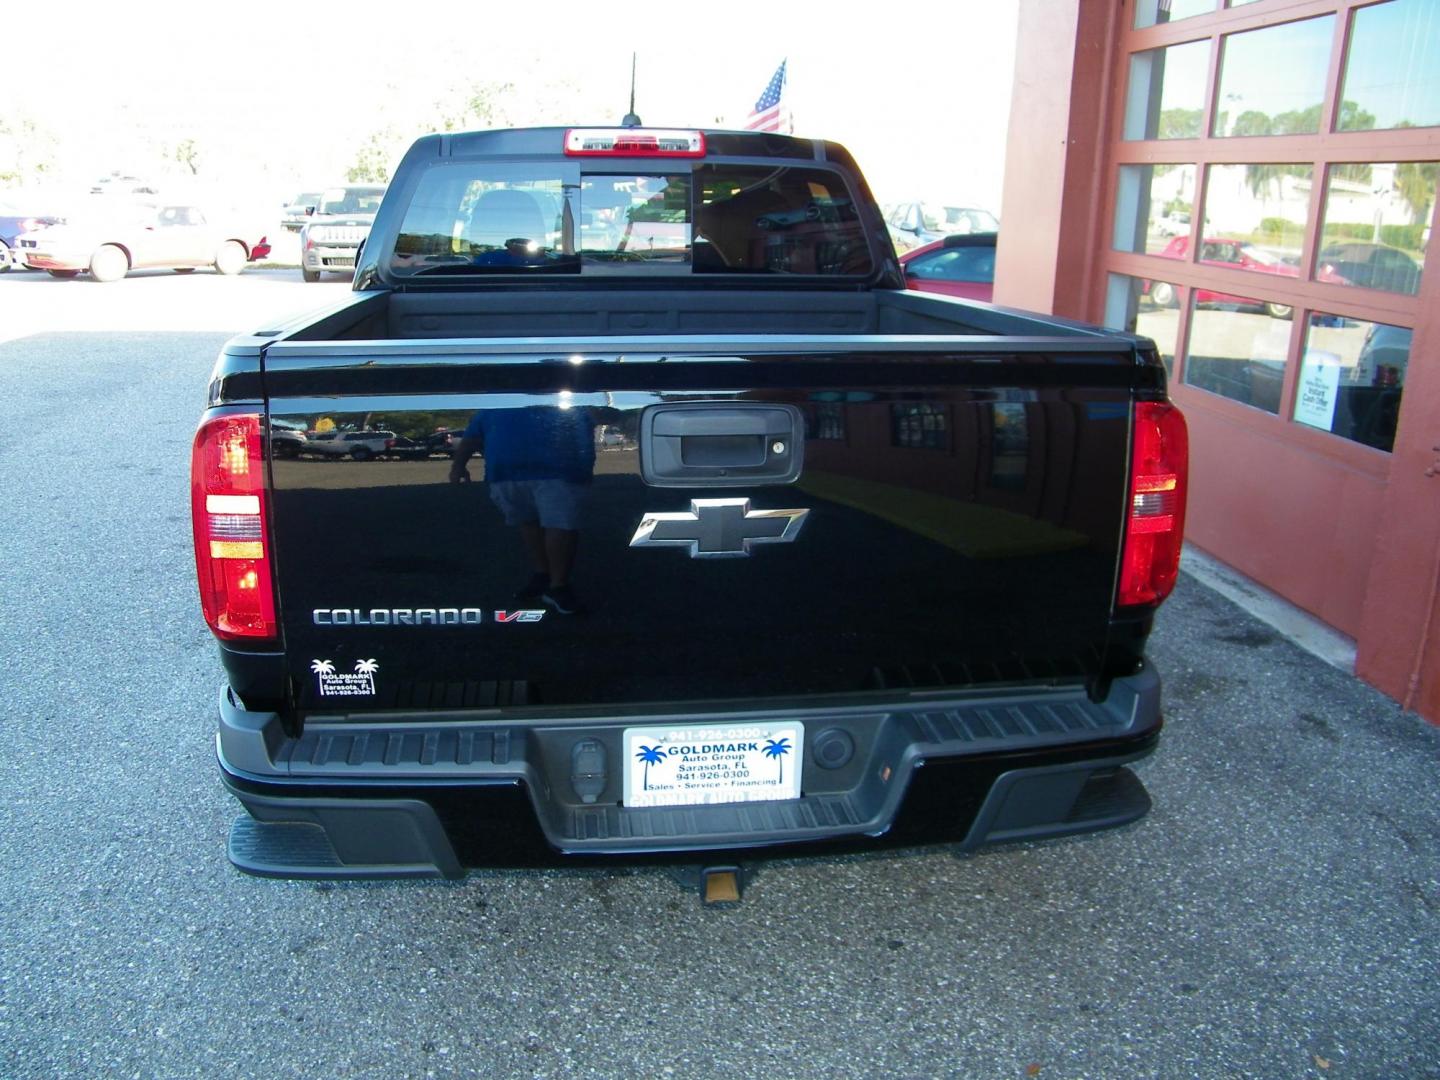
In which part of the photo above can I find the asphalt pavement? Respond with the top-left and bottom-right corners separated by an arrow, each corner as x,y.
1,269 -> 1437,1079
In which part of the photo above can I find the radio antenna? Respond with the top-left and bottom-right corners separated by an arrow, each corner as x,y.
621,53 -> 642,127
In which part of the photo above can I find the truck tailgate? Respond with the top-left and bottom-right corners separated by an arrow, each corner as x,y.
262,336 -> 1137,713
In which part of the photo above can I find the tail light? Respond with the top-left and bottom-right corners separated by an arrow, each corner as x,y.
1118,402 -> 1189,608
564,128 -> 706,157
385,438 -> 395,449
191,413 -> 278,640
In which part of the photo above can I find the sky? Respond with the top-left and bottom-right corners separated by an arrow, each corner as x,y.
1,0 -> 1019,216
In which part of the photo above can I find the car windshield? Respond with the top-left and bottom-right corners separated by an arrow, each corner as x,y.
909,244 -> 996,282
919,204 -> 999,233
389,160 -> 875,278
318,187 -> 385,215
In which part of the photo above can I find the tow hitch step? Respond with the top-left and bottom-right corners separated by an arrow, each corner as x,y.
671,864 -> 750,905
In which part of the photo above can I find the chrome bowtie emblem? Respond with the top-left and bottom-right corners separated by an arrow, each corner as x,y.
630,498 -> 809,558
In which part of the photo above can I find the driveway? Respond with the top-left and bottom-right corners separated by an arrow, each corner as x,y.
1,271 -> 1436,1078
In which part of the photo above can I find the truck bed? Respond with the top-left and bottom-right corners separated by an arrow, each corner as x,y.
270,287 -> 1097,344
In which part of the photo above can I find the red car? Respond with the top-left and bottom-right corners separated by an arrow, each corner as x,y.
898,233 -> 996,302
1146,235 -> 1345,319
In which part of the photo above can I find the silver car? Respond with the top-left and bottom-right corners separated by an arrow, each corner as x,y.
303,430 -> 396,460
18,204 -> 266,281
299,185 -> 386,282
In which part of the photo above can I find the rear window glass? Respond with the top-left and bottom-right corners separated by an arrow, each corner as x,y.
389,161 -> 873,278
319,187 -> 386,215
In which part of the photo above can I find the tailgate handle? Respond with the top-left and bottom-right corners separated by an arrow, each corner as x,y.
640,404 -> 804,487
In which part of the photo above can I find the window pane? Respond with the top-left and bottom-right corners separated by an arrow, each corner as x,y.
1339,0 -> 1440,131
1104,273 -> 1182,378
579,175 -> 692,266
1184,299 -> 1292,413
1297,314 -> 1408,451
1114,164 -> 1197,253
1200,163 -> 1311,261
891,404 -> 948,450
809,402 -> 847,442
695,165 -> 874,275
1124,40 -> 1211,140
1212,16 -> 1335,137
1134,0 -> 1216,30
989,402 -> 1030,490
1318,162 -> 1433,295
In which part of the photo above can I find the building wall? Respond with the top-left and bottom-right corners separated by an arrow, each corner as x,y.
1000,0 -> 1440,720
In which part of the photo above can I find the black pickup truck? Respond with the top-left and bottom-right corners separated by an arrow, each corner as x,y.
193,126 -> 1188,881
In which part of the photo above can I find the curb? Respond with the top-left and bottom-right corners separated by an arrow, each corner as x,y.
1180,543 -> 1357,673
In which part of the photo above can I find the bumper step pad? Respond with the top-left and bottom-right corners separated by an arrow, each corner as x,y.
218,668 -> 1161,874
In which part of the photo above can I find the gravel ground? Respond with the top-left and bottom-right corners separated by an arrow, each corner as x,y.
1,274 -> 1437,1079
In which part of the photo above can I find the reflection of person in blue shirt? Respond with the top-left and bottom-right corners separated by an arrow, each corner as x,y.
449,406 -> 601,615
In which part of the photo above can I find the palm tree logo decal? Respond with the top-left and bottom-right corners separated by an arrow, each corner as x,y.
310,659 -> 335,675
763,737 -> 792,783
354,659 -> 379,674
635,744 -> 668,790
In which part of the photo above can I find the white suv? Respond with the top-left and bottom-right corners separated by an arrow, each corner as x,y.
304,431 -> 396,460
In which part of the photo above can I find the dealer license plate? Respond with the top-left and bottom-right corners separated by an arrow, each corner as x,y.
623,722 -> 804,808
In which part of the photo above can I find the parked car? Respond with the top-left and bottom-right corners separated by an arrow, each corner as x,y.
17,204 -> 269,282
282,192 -> 324,232
303,430 -> 396,460
1354,322 -> 1411,387
1317,241 -> 1422,295
90,174 -> 160,199
267,420 -> 308,457
898,233 -> 996,301
299,184 -> 387,282
1154,209 -> 1191,237
386,430 -> 454,458
886,201 -> 999,253
0,200 -> 66,272
1145,235 -> 1347,318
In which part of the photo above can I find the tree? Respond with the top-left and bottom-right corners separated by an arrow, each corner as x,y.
0,115 -> 58,185
1392,125 -> 1438,226
1332,162 -> 1373,185
347,79 -> 514,184
1157,107 -> 1202,140
1395,161 -> 1438,226
1231,110 -> 1273,137
635,745 -> 667,791
173,138 -> 201,176
1336,99 -> 1380,132
762,737 -> 792,784
347,129 -> 400,183
436,81 -> 513,133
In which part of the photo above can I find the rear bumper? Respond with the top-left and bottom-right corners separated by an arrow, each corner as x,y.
217,666 -> 1164,877
22,252 -> 87,271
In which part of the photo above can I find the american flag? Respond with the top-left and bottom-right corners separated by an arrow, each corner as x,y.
745,59 -> 789,133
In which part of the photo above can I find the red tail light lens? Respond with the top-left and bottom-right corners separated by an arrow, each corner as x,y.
563,128 -> 706,157
191,413 -> 278,640
1118,402 -> 1189,608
